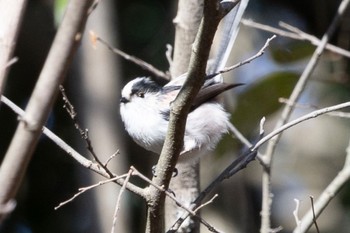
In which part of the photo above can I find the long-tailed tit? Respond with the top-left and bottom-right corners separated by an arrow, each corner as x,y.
120,74 -> 242,163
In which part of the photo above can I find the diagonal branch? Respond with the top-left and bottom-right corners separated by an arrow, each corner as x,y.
0,0 -> 97,221
207,34 -> 276,78
259,0 -> 350,232
0,0 -> 27,97
0,95 -> 146,199
169,101 -> 350,231
241,19 -> 350,58
90,31 -> 170,81
146,1 -> 239,232
294,137 -> 350,233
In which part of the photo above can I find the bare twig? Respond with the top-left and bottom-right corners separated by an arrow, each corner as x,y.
208,35 -> 276,78
104,150 -> 120,168
0,95 -> 146,198
293,198 -> 301,233
0,0 -> 27,97
1,57 -> 18,71
270,226 -> 284,233
241,19 -> 350,58
259,1 -> 350,231
151,1 -> 239,232
59,85 -> 114,177
309,196 -> 320,233
89,31 -> 170,81
131,167 -> 197,215
193,194 -> 218,213
280,21 -> 350,58
0,199 -> 16,215
130,167 -> 221,233
170,146 -> 258,231
111,169 -> 132,233
259,116 -> 266,134
253,102 -> 350,150
55,174 -> 129,210
165,44 -> 173,68
279,98 -> 350,118
227,122 -> 252,148
0,0 -> 95,222
241,18 -> 301,39
170,101 -> 350,231
294,135 -> 350,233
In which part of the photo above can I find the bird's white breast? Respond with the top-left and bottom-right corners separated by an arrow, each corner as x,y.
120,94 -> 168,154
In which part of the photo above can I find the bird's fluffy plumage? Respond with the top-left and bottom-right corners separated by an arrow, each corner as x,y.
120,76 -> 240,163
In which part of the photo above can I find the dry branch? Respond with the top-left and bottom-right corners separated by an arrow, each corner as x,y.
89,31 -> 170,81
0,95 -> 146,199
259,0 -> 350,231
0,0 -> 96,221
0,0 -> 27,96
241,19 -> 350,58
146,1 -> 239,232
169,101 -> 350,231
293,135 -> 350,233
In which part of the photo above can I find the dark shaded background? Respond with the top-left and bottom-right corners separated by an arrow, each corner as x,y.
0,0 -> 349,232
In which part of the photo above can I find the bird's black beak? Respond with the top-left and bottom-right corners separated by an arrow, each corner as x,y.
120,97 -> 129,103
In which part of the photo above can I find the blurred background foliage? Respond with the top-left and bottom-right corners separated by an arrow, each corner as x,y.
0,0 -> 349,232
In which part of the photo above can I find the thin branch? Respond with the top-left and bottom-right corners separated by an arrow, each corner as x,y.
170,142 -> 260,231
104,150 -> 120,168
0,95 -> 146,198
111,169 -> 132,233
280,21 -> 350,58
253,102 -> 350,150
208,35 -> 276,78
260,0 -> 350,231
293,198 -> 301,233
169,101 -> 350,231
130,167 -> 222,233
55,174 -> 129,210
227,122 -> 252,148
148,1 -> 239,232
193,194 -> 218,213
165,44 -> 173,68
241,19 -> 350,58
0,0 -> 27,96
131,166 -> 199,217
89,31 -> 170,81
241,18 -> 301,39
279,98 -> 350,118
293,135 -> 350,233
0,0 -> 95,221
0,199 -> 16,215
59,85 -> 113,177
309,196 -> 320,233
1,57 -> 18,71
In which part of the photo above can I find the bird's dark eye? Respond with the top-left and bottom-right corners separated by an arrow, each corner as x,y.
137,92 -> 145,98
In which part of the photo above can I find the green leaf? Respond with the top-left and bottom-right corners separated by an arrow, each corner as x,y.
232,71 -> 299,135
54,0 -> 68,26
270,41 -> 314,64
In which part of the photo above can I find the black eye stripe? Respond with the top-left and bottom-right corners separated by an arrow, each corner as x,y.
131,78 -> 162,96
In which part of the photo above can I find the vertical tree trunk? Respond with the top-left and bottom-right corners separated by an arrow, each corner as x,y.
78,0 -> 130,232
165,0 -> 203,232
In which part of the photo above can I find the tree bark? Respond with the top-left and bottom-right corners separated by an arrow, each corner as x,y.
0,0 -> 94,221
165,0 -> 204,232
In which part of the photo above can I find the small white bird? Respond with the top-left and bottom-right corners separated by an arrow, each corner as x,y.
120,74 -> 242,163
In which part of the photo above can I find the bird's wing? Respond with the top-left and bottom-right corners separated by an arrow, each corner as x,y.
191,83 -> 243,110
